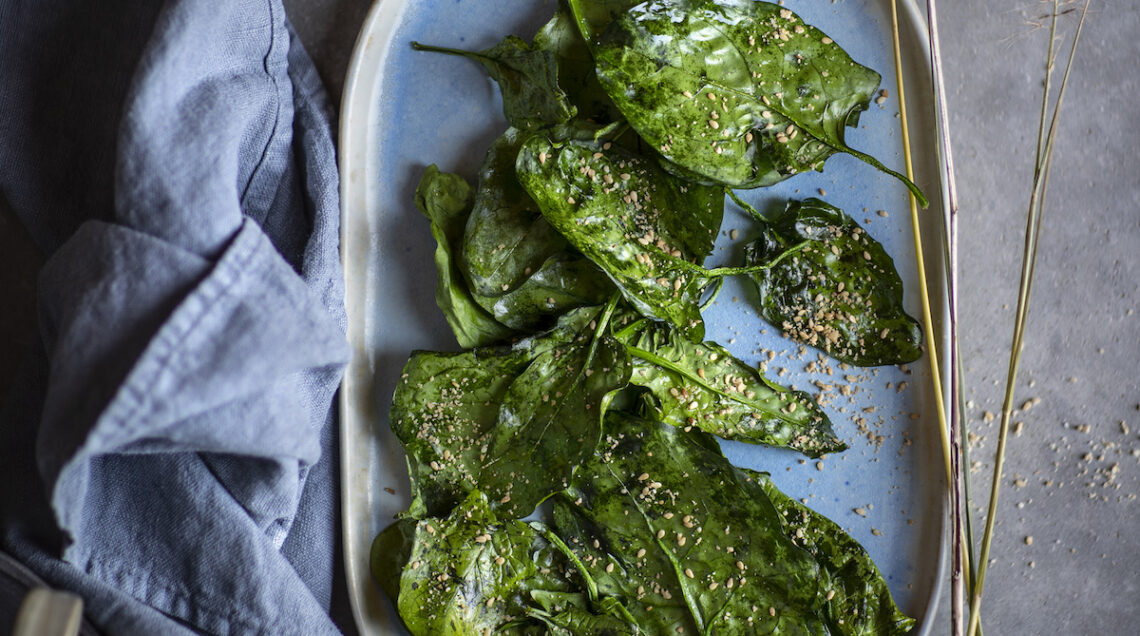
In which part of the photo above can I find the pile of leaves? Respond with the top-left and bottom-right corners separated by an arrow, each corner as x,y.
374,0 -> 923,633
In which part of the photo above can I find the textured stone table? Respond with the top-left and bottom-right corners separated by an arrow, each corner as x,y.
2,0 -> 1137,633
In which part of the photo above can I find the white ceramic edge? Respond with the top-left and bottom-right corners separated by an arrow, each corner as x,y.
337,1 -> 954,633
897,1 -> 953,633
339,0 -> 405,633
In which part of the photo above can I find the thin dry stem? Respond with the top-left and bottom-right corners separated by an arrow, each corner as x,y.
965,2 -> 1091,635
922,0 -> 966,634
889,4 -> 979,626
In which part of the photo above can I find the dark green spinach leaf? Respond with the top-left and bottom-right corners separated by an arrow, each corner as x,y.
516,132 -> 724,340
390,306 -> 630,519
412,35 -> 576,130
414,165 -> 516,348
462,128 -> 614,331
370,518 -> 417,603
390,341 -> 531,518
744,198 -> 922,366
553,412 -> 832,634
533,5 -> 621,123
479,308 -> 632,518
386,491 -> 579,636
751,470 -> 917,635
582,0 -> 927,205
615,318 -> 844,457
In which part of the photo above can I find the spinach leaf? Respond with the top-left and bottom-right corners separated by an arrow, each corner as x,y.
414,165 -> 515,348
583,0 -> 927,205
553,412 -> 832,633
412,35 -> 576,130
565,0 -> 642,44
390,342 -> 531,518
750,470 -> 917,635
462,128 -> 614,331
615,318 -> 844,457
533,5 -> 620,124
744,198 -> 922,367
479,304 -> 632,518
370,518 -> 417,603
390,306 -> 630,519
530,607 -> 636,635
387,491 -> 579,636
515,132 -> 724,341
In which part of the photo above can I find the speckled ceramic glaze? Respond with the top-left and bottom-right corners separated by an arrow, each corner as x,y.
339,1 -> 950,633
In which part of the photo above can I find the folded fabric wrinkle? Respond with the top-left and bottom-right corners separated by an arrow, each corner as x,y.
0,0 -> 350,634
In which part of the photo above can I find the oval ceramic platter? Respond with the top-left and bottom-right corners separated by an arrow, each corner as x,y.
339,0 -> 950,633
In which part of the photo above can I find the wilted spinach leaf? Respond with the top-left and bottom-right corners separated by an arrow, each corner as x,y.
564,0 -> 642,44
412,35 -> 576,130
749,470 -> 917,636
390,341 -> 530,518
744,198 -> 922,366
553,412 -> 832,633
479,305 -> 632,518
516,132 -> 724,340
533,5 -> 620,123
615,318 -> 844,457
582,0 -> 927,205
385,491 -> 580,636
370,518 -> 416,603
390,306 -> 630,519
462,128 -> 614,331
414,165 -> 515,348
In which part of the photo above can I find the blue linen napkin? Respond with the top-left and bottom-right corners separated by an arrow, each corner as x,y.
0,0 -> 351,633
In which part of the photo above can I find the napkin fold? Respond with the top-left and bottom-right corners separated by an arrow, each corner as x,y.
0,0 -> 351,633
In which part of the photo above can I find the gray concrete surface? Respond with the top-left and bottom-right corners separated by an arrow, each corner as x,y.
1,0 -> 1136,633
